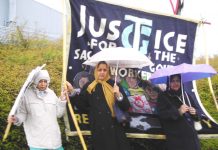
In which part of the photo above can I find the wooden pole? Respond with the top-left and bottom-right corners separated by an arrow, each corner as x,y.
62,0 -> 87,149
202,24 -> 218,111
2,123 -> 12,142
65,93 -> 87,150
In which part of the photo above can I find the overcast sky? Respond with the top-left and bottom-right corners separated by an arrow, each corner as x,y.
35,0 -> 218,57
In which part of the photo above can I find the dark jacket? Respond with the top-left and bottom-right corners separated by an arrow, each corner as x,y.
71,79 -> 131,150
157,91 -> 201,150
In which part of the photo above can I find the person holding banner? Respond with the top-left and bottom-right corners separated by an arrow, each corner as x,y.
142,81 -> 162,114
157,74 -> 201,150
67,61 -> 131,150
8,70 -> 67,150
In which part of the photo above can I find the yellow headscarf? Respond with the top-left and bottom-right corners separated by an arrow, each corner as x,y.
87,63 -> 115,117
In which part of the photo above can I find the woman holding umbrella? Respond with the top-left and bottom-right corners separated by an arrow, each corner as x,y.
157,74 -> 201,150
66,61 -> 131,150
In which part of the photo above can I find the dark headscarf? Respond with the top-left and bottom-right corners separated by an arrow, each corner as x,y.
166,74 -> 182,96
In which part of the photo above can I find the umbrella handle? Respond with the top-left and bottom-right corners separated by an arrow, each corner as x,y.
114,61 -> 119,84
185,92 -> 191,107
180,77 -> 186,105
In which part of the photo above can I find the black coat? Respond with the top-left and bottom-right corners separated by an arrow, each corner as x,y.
71,79 -> 131,150
157,92 -> 201,150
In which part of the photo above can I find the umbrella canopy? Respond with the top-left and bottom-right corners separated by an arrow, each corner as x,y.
83,47 -> 153,68
150,63 -> 217,84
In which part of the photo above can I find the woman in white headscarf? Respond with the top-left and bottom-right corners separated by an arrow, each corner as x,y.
8,70 -> 67,150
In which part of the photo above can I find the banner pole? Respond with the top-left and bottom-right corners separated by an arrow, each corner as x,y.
202,24 -> 218,111
65,94 -> 87,150
62,0 -> 87,149
2,123 -> 12,142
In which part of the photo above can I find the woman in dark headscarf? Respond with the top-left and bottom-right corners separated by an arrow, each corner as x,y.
157,74 -> 201,150
67,61 -> 131,150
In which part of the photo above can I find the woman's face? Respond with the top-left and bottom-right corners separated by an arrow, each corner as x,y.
169,76 -> 181,91
97,64 -> 108,81
37,79 -> 48,91
145,87 -> 158,100
126,76 -> 138,88
79,77 -> 89,88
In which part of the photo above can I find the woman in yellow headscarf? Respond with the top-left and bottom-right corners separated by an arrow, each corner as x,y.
68,61 -> 131,150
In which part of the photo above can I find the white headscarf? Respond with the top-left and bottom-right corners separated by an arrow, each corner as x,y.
33,70 -> 50,85
33,70 -> 50,98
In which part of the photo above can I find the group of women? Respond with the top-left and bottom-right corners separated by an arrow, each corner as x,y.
67,61 -> 201,150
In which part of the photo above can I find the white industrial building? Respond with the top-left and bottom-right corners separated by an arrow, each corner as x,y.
0,0 -> 62,42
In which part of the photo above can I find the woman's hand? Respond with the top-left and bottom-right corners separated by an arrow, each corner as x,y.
65,81 -> 74,93
7,115 -> 18,123
113,83 -> 123,101
60,89 -> 68,101
189,107 -> 196,115
113,83 -> 120,97
178,104 -> 189,115
60,81 -> 75,101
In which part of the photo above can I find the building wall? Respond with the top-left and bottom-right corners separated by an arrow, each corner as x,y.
15,0 -> 62,39
0,0 -> 62,40
0,0 -> 9,26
